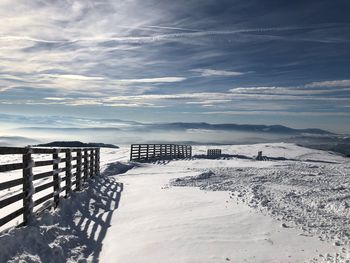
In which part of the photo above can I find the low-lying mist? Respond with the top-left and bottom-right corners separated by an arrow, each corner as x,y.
0,114 -> 349,156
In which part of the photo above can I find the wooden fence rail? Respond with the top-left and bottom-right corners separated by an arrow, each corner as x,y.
0,146 -> 100,228
130,144 -> 192,162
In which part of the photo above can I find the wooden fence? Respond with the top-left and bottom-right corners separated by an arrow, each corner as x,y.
207,149 -> 222,157
0,146 -> 100,228
130,144 -> 192,162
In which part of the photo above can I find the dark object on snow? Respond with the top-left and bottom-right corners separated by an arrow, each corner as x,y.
102,162 -> 137,176
36,141 -> 119,149
207,149 -> 222,157
193,153 -> 252,160
256,151 -> 263,161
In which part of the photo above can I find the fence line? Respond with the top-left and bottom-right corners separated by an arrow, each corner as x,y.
130,144 -> 192,162
207,149 -> 222,157
0,146 -> 100,228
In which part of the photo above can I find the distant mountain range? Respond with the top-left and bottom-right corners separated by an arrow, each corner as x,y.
17,121 -> 334,135
35,141 -> 119,148
2,111 -> 333,136
141,122 -> 333,135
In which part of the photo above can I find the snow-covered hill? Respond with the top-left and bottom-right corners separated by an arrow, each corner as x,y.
0,143 -> 349,262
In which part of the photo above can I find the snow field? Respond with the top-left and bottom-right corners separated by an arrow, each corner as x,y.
0,143 -> 349,262
100,164 -> 344,263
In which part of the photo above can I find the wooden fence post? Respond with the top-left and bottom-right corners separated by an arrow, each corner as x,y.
94,148 -> 100,176
76,149 -> 82,190
65,149 -> 72,196
53,149 -> 60,208
92,149 -> 95,176
89,149 -> 94,178
130,145 -> 133,161
146,144 -> 149,161
138,145 -> 141,161
84,149 -> 88,180
23,146 -> 34,225
97,148 -> 100,176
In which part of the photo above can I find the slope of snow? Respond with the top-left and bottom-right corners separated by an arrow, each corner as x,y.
193,143 -> 346,163
99,164 -> 345,263
0,143 -> 349,262
172,162 -> 350,244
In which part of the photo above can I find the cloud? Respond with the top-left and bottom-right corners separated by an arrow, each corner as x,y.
67,26 -> 317,45
0,0 -> 349,132
305,80 -> 350,88
191,69 -> 246,77
44,74 -> 105,81
229,85 -> 350,96
8,87 -> 347,111
0,35 -> 67,44
201,111 -> 350,116
143,25 -> 199,32
117,77 -> 186,83
44,97 -> 69,101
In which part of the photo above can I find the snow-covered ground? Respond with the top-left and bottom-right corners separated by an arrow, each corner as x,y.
0,143 -> 349,262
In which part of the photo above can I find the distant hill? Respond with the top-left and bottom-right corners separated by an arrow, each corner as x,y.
287,135 -> 350,156
144,122 -> 333,135
18,116 -> 334,136
36,141 -> 119,148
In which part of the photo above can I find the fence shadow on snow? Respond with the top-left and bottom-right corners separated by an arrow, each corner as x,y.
65,177 -> 123,262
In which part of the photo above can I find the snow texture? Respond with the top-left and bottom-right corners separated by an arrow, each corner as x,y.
101,161 -> 141,176
172,163 -> 350,246
0,143 -> 349,262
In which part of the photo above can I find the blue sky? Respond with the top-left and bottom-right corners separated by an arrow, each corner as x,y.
0,0 -> 350,133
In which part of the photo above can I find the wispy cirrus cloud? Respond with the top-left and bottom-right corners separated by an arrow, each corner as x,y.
11,84 -> 347,110
201,111 -> 350,117
229,84 -> 350,96
191,69 -> 246,77
117,77 -> 186,83
0,0 -> 349,132
43,74 -> 105,81
305,79 -> 350,88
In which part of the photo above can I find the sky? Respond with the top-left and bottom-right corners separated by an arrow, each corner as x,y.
0,0 -> 350,134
